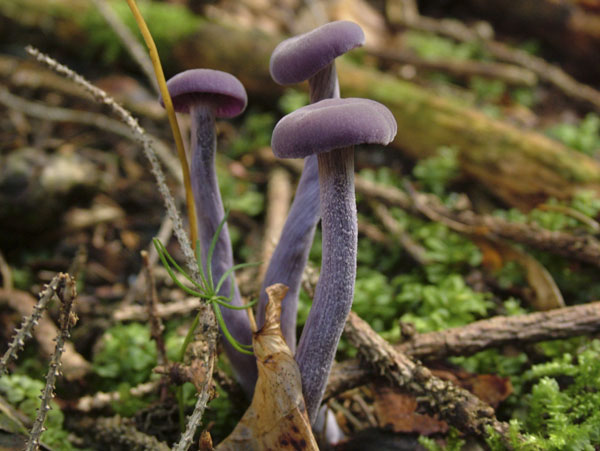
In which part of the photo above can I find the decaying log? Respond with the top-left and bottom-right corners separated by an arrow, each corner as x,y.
2,0 -> 600,208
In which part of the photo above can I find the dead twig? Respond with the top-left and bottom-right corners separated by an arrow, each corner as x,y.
327,301 -> 600,400
122,216 -> 174,305
114,296 -> 201,321
75,381 -> 160,412
173,304 -> 218,451
368,48 -> 537,86
370,200 -> 430,265
344,312 -> 514,442
0,86 -> 182,182
396,10 -> 600,112
0,274 -> 89,379
142,250 -> 168,367
27,274 -> 78,451
258,167 -> 292,283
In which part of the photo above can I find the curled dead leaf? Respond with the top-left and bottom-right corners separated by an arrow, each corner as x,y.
216,283 -> 319,450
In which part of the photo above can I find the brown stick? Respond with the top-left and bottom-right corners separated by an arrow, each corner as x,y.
368,48 -> 537,86
142,250 -> 167,367
343,312 -> 512,441
327,301 -> 600,400
395,11 -> 600,113
0,287 -> 90,380
258,167 -> 292,283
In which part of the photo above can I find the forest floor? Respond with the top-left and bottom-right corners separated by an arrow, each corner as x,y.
2,0 -> 600,450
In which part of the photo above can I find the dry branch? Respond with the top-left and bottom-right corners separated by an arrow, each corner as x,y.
0,281 -> 90,380
327,301 -> 600,401
368,48 -> 537,86
27,274 -> 78,451
259,167 -> 292,283
344,312 -> 512,441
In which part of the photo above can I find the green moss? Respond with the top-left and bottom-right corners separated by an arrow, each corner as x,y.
0,374 -> 78,450
412,146 -> 460,196
403,31 -> 488,61
92,323 -> 157,389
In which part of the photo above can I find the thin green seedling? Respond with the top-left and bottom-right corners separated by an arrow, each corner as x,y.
154,214 -> 258,430
153,213 -> 259,358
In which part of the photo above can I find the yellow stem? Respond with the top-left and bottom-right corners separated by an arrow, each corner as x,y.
126,0 -> 198,249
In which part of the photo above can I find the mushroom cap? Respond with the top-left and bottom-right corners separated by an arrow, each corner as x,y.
160,69 -> 247,118
271,98 -> 397,159
270,21 -> 365,85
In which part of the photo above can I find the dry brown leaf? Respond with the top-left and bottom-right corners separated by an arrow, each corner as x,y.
216,284 -> 319,451
372,384 -> 448,435
474,236 -> 565,311
372,366 -> 511,435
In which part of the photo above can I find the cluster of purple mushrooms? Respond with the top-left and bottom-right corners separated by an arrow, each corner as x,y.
161,21 -> 397,426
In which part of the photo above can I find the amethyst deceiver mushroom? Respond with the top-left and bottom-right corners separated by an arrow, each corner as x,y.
161,69 -> 256,394
271,98 -> 397,422
257,21 -> 365,351
270,20 -> 365,102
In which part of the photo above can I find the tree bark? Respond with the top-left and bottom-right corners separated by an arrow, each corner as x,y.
3,0 -> 600,208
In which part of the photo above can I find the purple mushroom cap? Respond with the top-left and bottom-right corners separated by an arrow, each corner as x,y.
270,21 -> 365,85
271,98 -> 397,159
160,69 -> 247,118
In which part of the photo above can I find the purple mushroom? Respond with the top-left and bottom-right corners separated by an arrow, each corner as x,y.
271,98 -> 397,422
270,20 -> 365,102
257,21 -> 365,351
161,69 -> 256,394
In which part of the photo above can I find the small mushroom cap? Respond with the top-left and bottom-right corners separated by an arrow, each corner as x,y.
271,98 -> 397,159
160,69 -> 247,118
270,21 -> 365,85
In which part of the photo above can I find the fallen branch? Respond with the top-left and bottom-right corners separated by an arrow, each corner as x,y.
368,48 -> 537,86
258,167 -> 292,283
327,301 -> 600,400
344,312 -> 513,442
0,280 -> 90,380
393,10 -> 600,112
27,273 -> 78,451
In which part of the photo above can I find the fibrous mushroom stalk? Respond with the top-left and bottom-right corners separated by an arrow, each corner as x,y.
309,64 -> 339,103
295,146 -> 357,422
189,104 -> 256,394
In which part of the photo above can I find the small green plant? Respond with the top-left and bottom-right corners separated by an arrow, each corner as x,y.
153,213 -> 257,357
93,322 -> 157,389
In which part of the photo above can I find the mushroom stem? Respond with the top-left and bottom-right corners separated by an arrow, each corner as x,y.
309,64 -> 339,103
256,64 -> 337,350
189,104 -> 256,395
295,146 -> 357,423
256,155 -> 320,351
